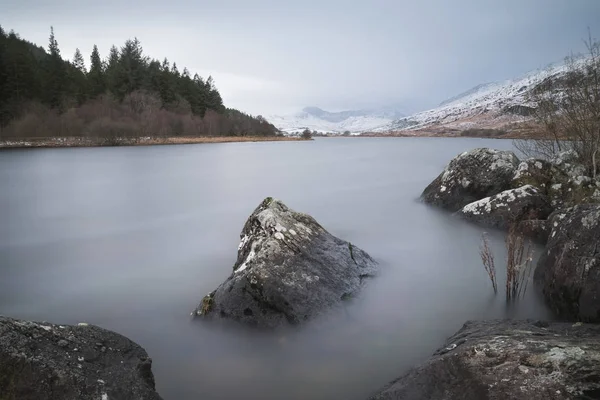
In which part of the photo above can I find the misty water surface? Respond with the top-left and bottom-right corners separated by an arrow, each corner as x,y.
0,138 -> 552,399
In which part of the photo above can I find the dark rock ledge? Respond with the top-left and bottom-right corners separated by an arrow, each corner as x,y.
0,315 -> 163,400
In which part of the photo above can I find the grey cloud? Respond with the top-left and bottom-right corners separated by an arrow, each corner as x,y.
2,0 -> 600,115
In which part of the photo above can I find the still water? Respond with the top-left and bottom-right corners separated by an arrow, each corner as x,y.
0,138 -> 551,399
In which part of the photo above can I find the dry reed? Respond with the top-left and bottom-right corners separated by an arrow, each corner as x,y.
479,226 -> 535,302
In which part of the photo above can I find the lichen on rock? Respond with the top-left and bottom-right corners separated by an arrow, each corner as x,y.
192,198 -> 378,329
456,185 -> 552,229
421,148 -> 520,212
0,316 -> 163,400
535,203 -> 600,322
368,320 -> 600,400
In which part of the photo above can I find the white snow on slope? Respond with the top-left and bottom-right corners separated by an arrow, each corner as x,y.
267,113 -> 393,135
390,59 -> 585,131
267,106 -> 405,135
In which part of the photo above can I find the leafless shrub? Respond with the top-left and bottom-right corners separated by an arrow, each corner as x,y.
1,88 -> 277,143
164,95 -> 192,115
514,31 -> 600,178
479,227 -> 535,302
505,225 -> 535,301
5,113 -> 45,138
302,129 -> 313,140
84,117 -> 138,145
479,233 -> 498,295
59,109 -> 86,137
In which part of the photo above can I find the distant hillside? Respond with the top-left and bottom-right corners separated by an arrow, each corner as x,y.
437,83 -> 497,107
269,106 -> 405,135
387,59 -> 584,134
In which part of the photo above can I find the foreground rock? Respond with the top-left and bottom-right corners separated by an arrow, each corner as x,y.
0,316 -> 162,400
456,185 -> 552,229
193,197 -> 378,329
422,148 -> 520,212
369,319 -> 600,400
535,204 -> 600,322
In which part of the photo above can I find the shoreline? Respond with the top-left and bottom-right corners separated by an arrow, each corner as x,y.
1,132 -> 550,149
0,135 -> 307,149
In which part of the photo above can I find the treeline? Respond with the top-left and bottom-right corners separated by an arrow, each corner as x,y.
0,26 -> 278,140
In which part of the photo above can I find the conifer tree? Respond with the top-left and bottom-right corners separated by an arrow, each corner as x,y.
104,45 -> 120,94
69,48 -> 88,104
44,26 -> 66,109
88,44 -> 105,98
72,48 -> 86,73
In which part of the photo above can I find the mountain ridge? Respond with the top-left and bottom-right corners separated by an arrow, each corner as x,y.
387,57 -> 586,134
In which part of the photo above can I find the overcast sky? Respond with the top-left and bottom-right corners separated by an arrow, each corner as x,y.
3,0 -> 600,115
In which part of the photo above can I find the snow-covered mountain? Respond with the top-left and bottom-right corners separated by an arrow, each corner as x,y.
270,56 -> 588,136
389,60 -> 580,133
268,106 -> 405,134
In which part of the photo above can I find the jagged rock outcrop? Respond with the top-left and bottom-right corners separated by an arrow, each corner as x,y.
421,148 -> 520,212
534,204 -> 600,322
0,316 -> 162,400
456,185 -> 552,229
368,320 -> 600,400
193,197 -> 378,329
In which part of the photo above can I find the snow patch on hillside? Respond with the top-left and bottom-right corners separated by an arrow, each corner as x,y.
390,59 -> 583,131
268,106 -> 405,134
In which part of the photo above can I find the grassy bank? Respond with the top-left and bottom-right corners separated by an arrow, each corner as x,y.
0,136 -> 307,149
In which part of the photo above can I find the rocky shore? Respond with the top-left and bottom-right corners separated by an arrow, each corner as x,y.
369,320 -> 600,400
369,147 -> 600,399
0,135 -> 305,149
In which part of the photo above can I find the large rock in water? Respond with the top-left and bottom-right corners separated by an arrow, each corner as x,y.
193,197 -> 378,329
0,316 -> 162,400
534,204 -> 600,322
368,320 -> 600,400
421,148 -> 520,212
456,185 -> 553,229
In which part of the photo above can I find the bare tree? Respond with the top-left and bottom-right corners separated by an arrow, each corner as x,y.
515,31 -> 600,178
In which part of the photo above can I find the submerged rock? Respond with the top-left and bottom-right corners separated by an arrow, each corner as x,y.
456,185 -> 552,229
193,197 -> 378,329
534,204 -> 600,322
368,319 -> 600,400
0,316 -> 162,400
421,148 -> 520,212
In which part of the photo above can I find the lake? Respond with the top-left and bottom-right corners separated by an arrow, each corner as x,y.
0,137 -> 552,399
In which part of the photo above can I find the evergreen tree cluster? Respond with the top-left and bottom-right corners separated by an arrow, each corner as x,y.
0,26 -> 278,138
